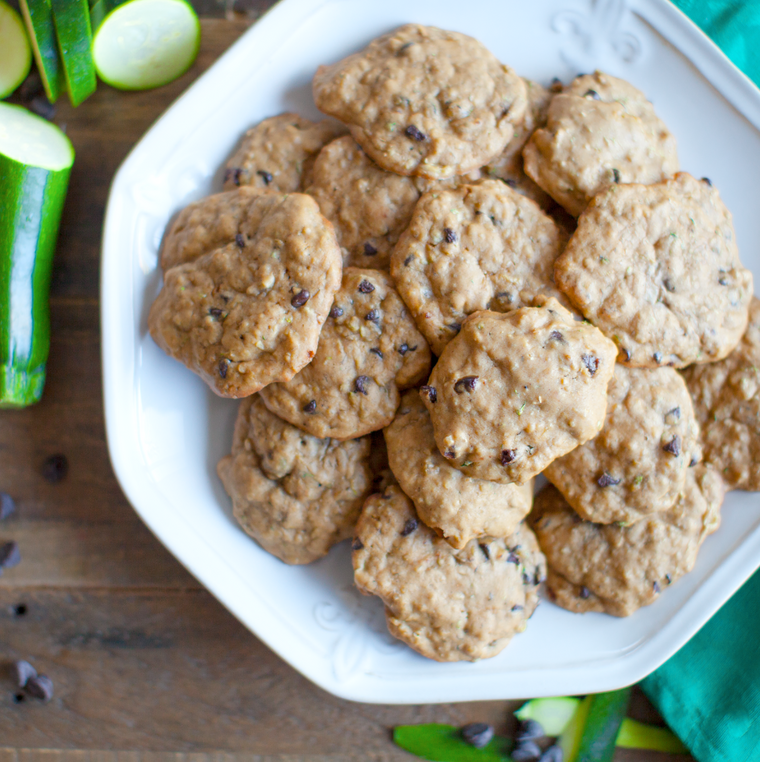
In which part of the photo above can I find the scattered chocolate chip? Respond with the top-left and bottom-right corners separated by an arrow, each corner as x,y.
420,385 -> 437,403
447,322 -> 461,333
653,351 -> 663,364
291,290 -> 310,308
235,233 -> 245,248
540,745 -> 563,762
404,255 -> 413,267
218,359 -> 229,379
257,170 -> 273,185
513,740 -> 541,761
363,242 -> 378,257
13,603 -> 26,617
0,493 -> 16,520
302,400 -> 317,414
405,124 -> 426,141
701,177 -> 712,186
370,348 -> 384,359
25,675 -> 53,702
209,307 -> 223,318
549,330 -> 564,342
663,277 -> 676,292
516,719 -> 545,743
358,280 -> 375,293
0,542 -> 20,569
329,306 -> 344,319
13,693 -> 25,704
479,543 -> 490,560
501,449 -> 517,466
461,722 -> 494,749
507,552 -> 519,564
42,454 -> 68,484
365,309 -> 380,322
612,168 -> 620,183
29,96 -> 56,121
400,518 -> 418,536
351,538 -> 364,551
580,586 -> 591,599
225,168 -> 242,186
454,376 -> 478,394
584,88 -> 601,100
597,472 -> 621,488
443,227 -> 457,243
13,661 -> 37,689
582,354 -> 600,376
354,376 -> 370,395
663,436 -> 681,456
719,276 -> 729,286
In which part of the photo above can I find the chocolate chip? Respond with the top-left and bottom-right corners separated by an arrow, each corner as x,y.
420,385 -> 437,403
25,675 -> 53,702
398,343 -> 409,355
370,348 -> 384,359
42,454 -> 68,483
507,552 -> 520,564
12,693 -> 25,704
581,354 -> 600,376
400,518 -> 418,536
365,309 -> 379,322
502,178 -> 518,188
597,472 -> 621,487
623,348 -> 632,361
13,603 -> 26,616
612,168 -> 620,183
351,538 -> 364,551
291,290 -> 310,308
443,448 -> 456,459
550,77 -> 563,92
0,493 -> 16,520
13,660 -> 37,688
653,580 -> 661,593
209,307 -> 223,318
663,436 -> 681,456
513,740 -> 541,761
689,456 -> 698,467
665,573 -> 672,584
358,280 -> 375,293
0,542 -> 20,569
443,227 -> 457,243
235,233 -> 245,248
665,406 -> 681,421
397,41 -> 414,54
363,242 -> 378,256
540,744 -> 564,762
580,586 -> 591,599
501,449 -> 517,465
405,124 -> 426,141
404,255 -> 413,267
584,88 -> 601,100
329,306 -> 343,318
479,543 -> 490,560
447,322 -> 461,333
549,330 -> 564,342
225,167 -> 242,186
511,604 -> 524,612
454,376 -> 478,393
302,400 -> 317,414
218,359 -> 229,378
719,276 -> 729,286
701,177 -> 713,186
516,719 -> 545,743
257,170 -> 273,185
354,376 -> 370,395
663,277 -> 676,292
653,351 -> 663,364
461,723 -> 493,749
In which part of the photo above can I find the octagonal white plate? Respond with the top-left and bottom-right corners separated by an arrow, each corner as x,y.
102,0 -> 760,703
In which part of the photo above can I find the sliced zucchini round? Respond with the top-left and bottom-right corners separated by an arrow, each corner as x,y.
0,1 -> 33,99
92,0 -> 200,91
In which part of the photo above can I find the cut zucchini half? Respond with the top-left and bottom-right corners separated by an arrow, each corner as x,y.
0,103 -> 74,406
0,1 -> 33,99
92,0 -> 200,91
50,0 -> 97,106
18,0 -> 65,102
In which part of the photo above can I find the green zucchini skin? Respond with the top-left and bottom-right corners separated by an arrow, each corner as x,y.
576,688 -> 632,762
0,154 -> 71,407
19,0 -> 64,102
50,0 -> 96,106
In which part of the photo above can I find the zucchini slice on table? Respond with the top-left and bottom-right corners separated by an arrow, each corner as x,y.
0,102 -> 74,407
18,0 -> 64,102
50,0 -> 96,106
92,0 -> 200,91
0,1 -> 32,99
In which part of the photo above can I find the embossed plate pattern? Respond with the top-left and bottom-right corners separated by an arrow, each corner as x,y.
102,0 -> 760,702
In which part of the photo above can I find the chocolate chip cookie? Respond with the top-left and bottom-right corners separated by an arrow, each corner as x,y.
352,484 -> 545,661
554,173 -> 753,367
531,467 -> 723,616
259,268 -> 431,438
384,391 -> 533,548
223,113 -> 346,193
422,299 -> 617,484
523,71 -> 678,216
391,179 -> 570,356
685,297 -> 760,490
217,395 -> 372,564
149,192 -> 342,397
313,24 -> 527,180
545,365 -> 701,524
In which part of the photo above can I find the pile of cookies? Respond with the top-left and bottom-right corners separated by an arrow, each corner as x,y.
148,24 -> 757,663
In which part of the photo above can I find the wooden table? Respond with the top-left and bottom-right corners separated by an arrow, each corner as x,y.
0,8 -> 694,760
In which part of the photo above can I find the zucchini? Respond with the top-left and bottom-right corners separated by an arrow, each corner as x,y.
0,1 -> 33,99
616,718 -> 687,753
91,0 -> 200,91
0,102 -> 74,407
514,697 -> 581,735
50,0 -> 96,106
560,689 -> 631,762
18,0 -> 65,102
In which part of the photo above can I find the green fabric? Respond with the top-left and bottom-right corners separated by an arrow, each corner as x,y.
639,5 -> 760,762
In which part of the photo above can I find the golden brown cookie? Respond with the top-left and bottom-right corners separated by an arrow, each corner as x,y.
149,192 -> 342,397
313,24 -> 527,179
217,396 -> 372,564
352,484 -> 545,662
259,268 -> 431,438
554,173 -> 753,367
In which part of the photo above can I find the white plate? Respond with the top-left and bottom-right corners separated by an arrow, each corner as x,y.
101,0 -> 760,703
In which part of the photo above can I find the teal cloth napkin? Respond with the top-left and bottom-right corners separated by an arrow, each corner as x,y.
641,6 -> 760,761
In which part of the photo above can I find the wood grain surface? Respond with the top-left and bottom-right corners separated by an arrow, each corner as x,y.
0,12 -> 693,761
